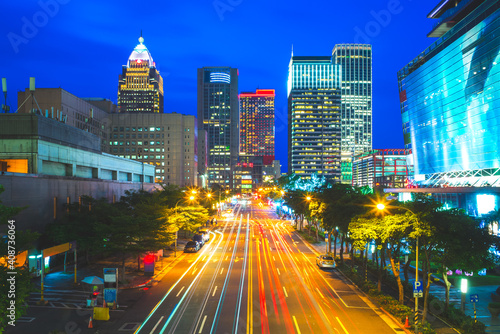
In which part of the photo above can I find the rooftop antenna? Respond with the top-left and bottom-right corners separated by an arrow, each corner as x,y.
291,44 -> 294,57
2,78 -> 9,113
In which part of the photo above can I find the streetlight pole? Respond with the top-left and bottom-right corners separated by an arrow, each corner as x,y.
377,203 -> 419,333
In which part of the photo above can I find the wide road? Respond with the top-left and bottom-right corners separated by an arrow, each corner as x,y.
133,202 -> 400,334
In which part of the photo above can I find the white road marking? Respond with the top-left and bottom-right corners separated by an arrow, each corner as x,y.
176,286 -> 185,297
283,286 -> 288,297
212,286 -> 218,297
220,268 -> 224,274
198,315 -> 207,333
336,317 -> 349,333
277,268 -> 280,275
150,316 -> 164,334
293,316 -> 301,334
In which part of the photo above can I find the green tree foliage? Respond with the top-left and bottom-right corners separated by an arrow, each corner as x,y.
169,205 -> 209,238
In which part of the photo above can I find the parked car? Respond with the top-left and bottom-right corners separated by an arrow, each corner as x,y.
184,241 -> 201,253
198,228 -> 210,242
192,234 -> 205,246
316,255 -> 336,269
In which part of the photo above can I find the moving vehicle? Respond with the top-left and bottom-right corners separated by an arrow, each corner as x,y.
184,241 -> 201,253
198,228 -> 210,242
192,234 -> 205,246
316,255 -> 336,269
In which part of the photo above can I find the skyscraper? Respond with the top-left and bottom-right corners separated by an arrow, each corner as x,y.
287,56 -> 342,181
239,89 -> 275,160
118,36 -> 163,113
332,44 -> 372,183
197,67 -> 239,188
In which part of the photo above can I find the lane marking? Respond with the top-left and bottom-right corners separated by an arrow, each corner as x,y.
212,286 -> 218,297
283,286 -> 288,298
198,315 -> 207,333
220,267 -> 224,275
202,256 -> 206,262
277,268 -> 280,275
176,286 -> 184,297
293,316 -> 302,334
150,316 -> 164,334
316,287 -> 325,299
336,317 -> 349,334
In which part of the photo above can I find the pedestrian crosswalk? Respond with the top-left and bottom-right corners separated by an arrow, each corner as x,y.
27,289 -> 91,309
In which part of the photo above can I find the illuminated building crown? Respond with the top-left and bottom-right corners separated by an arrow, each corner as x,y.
128,36 -> 154,67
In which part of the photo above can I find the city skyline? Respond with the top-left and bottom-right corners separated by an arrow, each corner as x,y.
1,0 -> 438,173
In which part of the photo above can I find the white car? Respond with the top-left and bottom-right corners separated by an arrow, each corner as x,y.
316,255 -> 336,269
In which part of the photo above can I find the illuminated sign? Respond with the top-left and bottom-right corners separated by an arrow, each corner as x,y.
210,72 -> 230,84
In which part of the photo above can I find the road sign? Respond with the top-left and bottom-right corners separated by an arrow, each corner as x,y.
413,281 -> 423,298
470,294 -> 479,303
325,233 -> 328,242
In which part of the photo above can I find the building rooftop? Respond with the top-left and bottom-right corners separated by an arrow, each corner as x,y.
128,36 -> 154,67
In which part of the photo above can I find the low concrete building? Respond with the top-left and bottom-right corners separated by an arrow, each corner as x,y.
0,113 -> 155,232
17,88 -> 112,149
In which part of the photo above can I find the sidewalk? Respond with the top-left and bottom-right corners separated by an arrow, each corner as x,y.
297,230 -> 500,333
32,239 -> 190,299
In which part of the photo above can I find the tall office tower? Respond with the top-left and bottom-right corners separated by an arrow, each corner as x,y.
287,56 -> 342,181
197,67 -> 239,188
332,44 -> 372,184
118,36 -> 164,113
398,0 -> 500,188
239,89 -> 275,160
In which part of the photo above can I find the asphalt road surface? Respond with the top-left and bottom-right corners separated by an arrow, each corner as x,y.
8,202 -> 401,334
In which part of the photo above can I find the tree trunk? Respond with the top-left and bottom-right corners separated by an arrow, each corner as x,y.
423,272 -> 432,323
121,254 -> 126,282
422,249 -> 432,323
380,248 -> 386,271
403,257 -> 411,284
333,232 -> 337,258
315,220 -> 319,242
63,251 -> 67,273
387,249 -> 404,304
377,249 -> 382,292
442,265 -> 451,312
339,236 -> 344,265
137,254 -> 141,271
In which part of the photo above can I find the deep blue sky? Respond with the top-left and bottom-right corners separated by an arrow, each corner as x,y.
1,0 -> 437,173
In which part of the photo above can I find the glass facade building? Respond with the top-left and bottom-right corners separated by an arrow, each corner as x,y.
197,67 -> 239,188
398,0 -> 500,182
332,44 -> 372,184
287,56 -> 342,181
118,36 -> 164,113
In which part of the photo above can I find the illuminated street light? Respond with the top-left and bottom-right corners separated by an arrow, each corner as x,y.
207,193 -> 212,198
306,196 -> 312,201
189,195 -> 195,201
377,202 -> 419,333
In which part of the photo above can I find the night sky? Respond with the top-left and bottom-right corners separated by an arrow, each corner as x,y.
1,0 -> 437,173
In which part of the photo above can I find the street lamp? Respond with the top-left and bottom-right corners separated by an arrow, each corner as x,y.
377,202 -> 420,333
